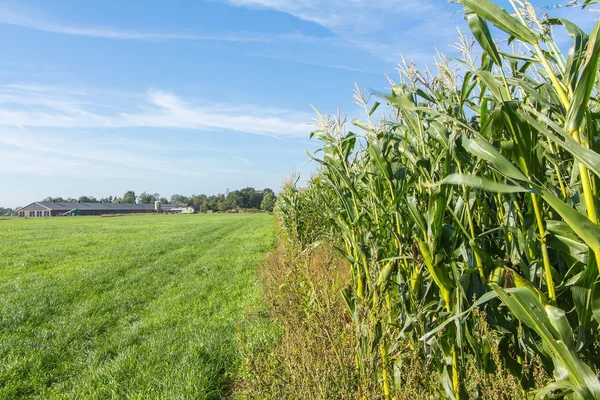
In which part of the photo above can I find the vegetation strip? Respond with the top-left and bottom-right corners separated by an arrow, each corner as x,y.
270,1 -> 600,398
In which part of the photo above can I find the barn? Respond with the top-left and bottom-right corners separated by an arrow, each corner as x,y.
17,202 -> 183,217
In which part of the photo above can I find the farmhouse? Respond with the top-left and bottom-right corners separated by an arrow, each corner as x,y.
17,202 -> 186,217
163,205 -> 196,214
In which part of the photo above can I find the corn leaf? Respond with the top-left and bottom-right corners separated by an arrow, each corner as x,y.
465,10 -> 502,67
464,135 -> 531,182
438,173 -> 531,193
540,189 -> 600,256
459,0 -> 539,44
567,20 -> 600,132
493,285 -> 600,398
522,107 -> 600,178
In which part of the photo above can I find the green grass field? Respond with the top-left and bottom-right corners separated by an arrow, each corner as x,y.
0,213 -> 274,399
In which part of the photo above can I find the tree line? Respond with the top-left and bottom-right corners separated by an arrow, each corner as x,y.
0,207 -> 16,216
37,187 -> 276,212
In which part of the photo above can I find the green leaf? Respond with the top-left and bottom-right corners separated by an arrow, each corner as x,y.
407,197 -> 427,236
522,107 -> 600,179
459,0 -> 539,44
545,305 -> 575,349
469,70 -> 509,103
465,10 -> 502,67
352,118 -> 375,133
540,189 -> 600,258
420,291 -> 499,342
493,285 -> 600,397
369,101 -> 381,116
463,135 -> 530,182
567,20 -> 600,132
438,173 -> 531,193
592,285 -> 600,324
416,238 -> 452,307
547,18 -> 588,91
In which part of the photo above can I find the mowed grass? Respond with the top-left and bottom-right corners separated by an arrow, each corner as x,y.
0,213 -> 274,399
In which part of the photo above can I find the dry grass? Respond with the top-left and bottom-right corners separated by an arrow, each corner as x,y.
234,241 -> 363,399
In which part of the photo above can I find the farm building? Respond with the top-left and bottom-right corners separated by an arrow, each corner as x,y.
17,202 -> 186,217
162,205 -> 196,214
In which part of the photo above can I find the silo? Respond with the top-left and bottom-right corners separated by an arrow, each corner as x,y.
155,201 -> 161,213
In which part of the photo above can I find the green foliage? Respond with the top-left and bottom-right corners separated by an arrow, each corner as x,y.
0,214 -> 274,399
137,191 -> 160,204
279,1 -> 600,398
122,190 -> 136,203
170,188 -> 275,212
77,196 -> 97,203
276,174 -> 333,248
260,191 -> 276,212
0,207 -> 16,216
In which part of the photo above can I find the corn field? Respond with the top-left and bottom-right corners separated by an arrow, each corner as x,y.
276,0 -> 600,398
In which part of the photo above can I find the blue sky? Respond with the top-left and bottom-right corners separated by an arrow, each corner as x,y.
0,0 -> 596,207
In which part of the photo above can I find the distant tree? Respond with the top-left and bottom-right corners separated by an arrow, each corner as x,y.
137,192 -> 153,204
65,197 -> 77,202
41,196 -> 64,202
239,187 -> 262,209
206,195 -> 221,211
138,192 -> 161,204
0,207 -> 15,216
78,196 -> 97,203
113,197 -> 122,203
99,196 -> 113,203
159,197 -> 168,204
226,190 -> 243,209
217,199 -> 231,212
170,194 -> 189,204
260,192 -> 276,212
190,194 -> 208,211
122,191 -> 136,204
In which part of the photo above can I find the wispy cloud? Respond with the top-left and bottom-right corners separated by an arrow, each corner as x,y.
0,128 -> 208,179
0,4 -> 340,45
0,84 -> 312,137
0,4 -> 377,72
220,0 -> 464,63
231,155 -> 250,164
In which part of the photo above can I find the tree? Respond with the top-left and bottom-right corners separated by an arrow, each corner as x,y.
260,192 -> 276,212
0,207 -> 15,216
191,194 -> 208,212
138,192 -> 161,204
138,192 -> 152,204
122,191 -> 136,204
78,196 -> 97,203
170,194 -> 189,204
206,195 -> 222,211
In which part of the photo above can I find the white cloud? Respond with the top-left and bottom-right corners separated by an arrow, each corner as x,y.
0,84 -> 312,137
0,4 -> 342,45
0,1 -> 463,67
231,155 -> 250,164
220,0 -> 463,63
0,128 -> 208,178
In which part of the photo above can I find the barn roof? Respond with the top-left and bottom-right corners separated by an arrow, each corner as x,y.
35,202 -> 156,211
18,202 -> 185,212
